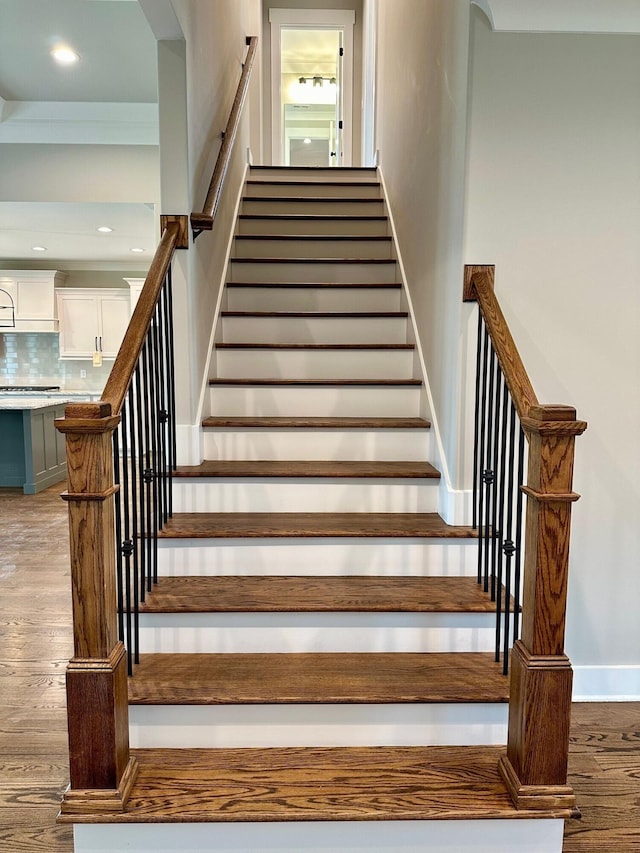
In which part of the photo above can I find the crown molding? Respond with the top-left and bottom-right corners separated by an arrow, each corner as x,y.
474,0 -> 640,34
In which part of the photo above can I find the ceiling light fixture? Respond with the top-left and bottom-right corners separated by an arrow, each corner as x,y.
51,46 -> 80,65
32,246 -> 47,252
130,247 -> 145,253
97,226 -> 113,233
303,138 -> 312,145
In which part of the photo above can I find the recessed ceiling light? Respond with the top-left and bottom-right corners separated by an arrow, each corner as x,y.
303,138 -> 312,144
51,46 -> 80,65
130,247 -> 145,253
32,246 -> 47,252
97,226 -> 113,233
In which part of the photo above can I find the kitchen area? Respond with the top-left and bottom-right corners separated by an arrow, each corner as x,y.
0,269 -> 144,493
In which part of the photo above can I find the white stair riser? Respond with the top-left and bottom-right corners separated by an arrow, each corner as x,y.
246,182 -> 382,199
157,539 -> 479,578
172,479 -> 439,513
221,316 -> 407,344
226,286 -> 401,312
242,198 -> 386,215
129,703 -> 507,749
234,237 -> 394,259
237,217 -> 389,236
138,612 -> 496,654
202,428 -> 433,461
216,348 -> 413,379
228,259 -> 397,283
249,167 -> 379,182
74,819 -> 564,853
209,385 -> 421,417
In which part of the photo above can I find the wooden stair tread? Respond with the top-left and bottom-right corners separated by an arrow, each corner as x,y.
246,179 -> 382,187
58,744 -> 575,824
243,195 -> 384,203
220,310 -> 407,317
208,378 -> 422,387
157,512 -> 475,539
238,214 -> 388,221
236,233 -> 392,240
139,576 -> 497,614
202,416 -> 431,429
226,281 -> 401,288
230,257 -> 396,264
173,460 -> 440,479
215,343 -> 414,350
128,652 -> 508,705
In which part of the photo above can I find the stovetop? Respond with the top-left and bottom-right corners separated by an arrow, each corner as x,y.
0,385 -> 61,392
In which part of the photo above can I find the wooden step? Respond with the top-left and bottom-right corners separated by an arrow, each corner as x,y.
157,512 -> 475,539
173,461 -> 439,479
202,416 -> 431,428
238,214 -> 387,221
128,652 -> 508,705
139,576 -> 497,614
226,281 -> 400,288
235,234 -> 393,242
216,343 -> 414,350
220,310 -> 407,317
208,378 -> 422,387
58,744 -> 577,823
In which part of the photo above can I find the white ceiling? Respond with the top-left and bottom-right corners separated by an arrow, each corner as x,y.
0,0 -> 160,266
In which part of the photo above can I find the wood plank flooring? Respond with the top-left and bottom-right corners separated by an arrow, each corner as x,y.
1,483 -> 637,850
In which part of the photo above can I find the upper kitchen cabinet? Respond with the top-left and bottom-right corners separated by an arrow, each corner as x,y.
0,270 -> 66,332
57,288 -> 130,359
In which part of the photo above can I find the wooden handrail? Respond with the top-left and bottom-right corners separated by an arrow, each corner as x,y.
191,36 -> 258,237
101,221 -> 179,416
463,264 -> 538,422
464,263 -> 586,814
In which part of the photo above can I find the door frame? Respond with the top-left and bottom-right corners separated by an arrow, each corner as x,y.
269,8 -> 355,167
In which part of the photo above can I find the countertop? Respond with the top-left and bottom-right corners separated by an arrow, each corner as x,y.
0,397 -> 75,411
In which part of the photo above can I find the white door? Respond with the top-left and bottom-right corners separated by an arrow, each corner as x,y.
269,8 -> 355,167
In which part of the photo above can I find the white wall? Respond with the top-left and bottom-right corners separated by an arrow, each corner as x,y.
374,0 -> 473,498
464,9 -> 640,677
0,144 -> 160,204
168,0 -> 261,446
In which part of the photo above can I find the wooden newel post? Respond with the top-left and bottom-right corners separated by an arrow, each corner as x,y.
55,402 -> 137,815
499,404 -> 587,811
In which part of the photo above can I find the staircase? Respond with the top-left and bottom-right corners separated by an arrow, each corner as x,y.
65,167 -> 574,853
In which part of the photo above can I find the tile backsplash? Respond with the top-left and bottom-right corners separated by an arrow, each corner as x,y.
0,332 -> 111,391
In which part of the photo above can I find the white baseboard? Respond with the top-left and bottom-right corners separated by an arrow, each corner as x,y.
175,424 -> 201,466
439,481 -> 473,526
572,665 -> 640,701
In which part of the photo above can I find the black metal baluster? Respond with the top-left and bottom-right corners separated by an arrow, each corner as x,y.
127,384 -> 140,665
148,322 -> 160,583
477,322 -> 490,584
156,295 -> 169,525
113,431 -> 124,644
482,347 -> 496,593
513,423 -> 527,644
502,400 -> 518,674
135,364 -> 146,603
141,340 -> 154,592
472,310 -> 483,530
163,269 -> 176,512
490,369 -> 503,602
120,403 -> 134,675
495,378 -> 509,664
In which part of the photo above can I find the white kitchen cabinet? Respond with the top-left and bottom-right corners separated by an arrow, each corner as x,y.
57,289 -> 131,359
0,270 -> 66,332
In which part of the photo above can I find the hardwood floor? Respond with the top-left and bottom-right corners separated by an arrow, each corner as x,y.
0,483 -> 637,851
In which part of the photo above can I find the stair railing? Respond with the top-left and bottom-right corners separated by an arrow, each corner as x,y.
55,216 -> 188,814
464,264 -> 586,812
191,35 -> 258,239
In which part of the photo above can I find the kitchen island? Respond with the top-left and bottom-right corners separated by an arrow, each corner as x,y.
0,398 -> 70,493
